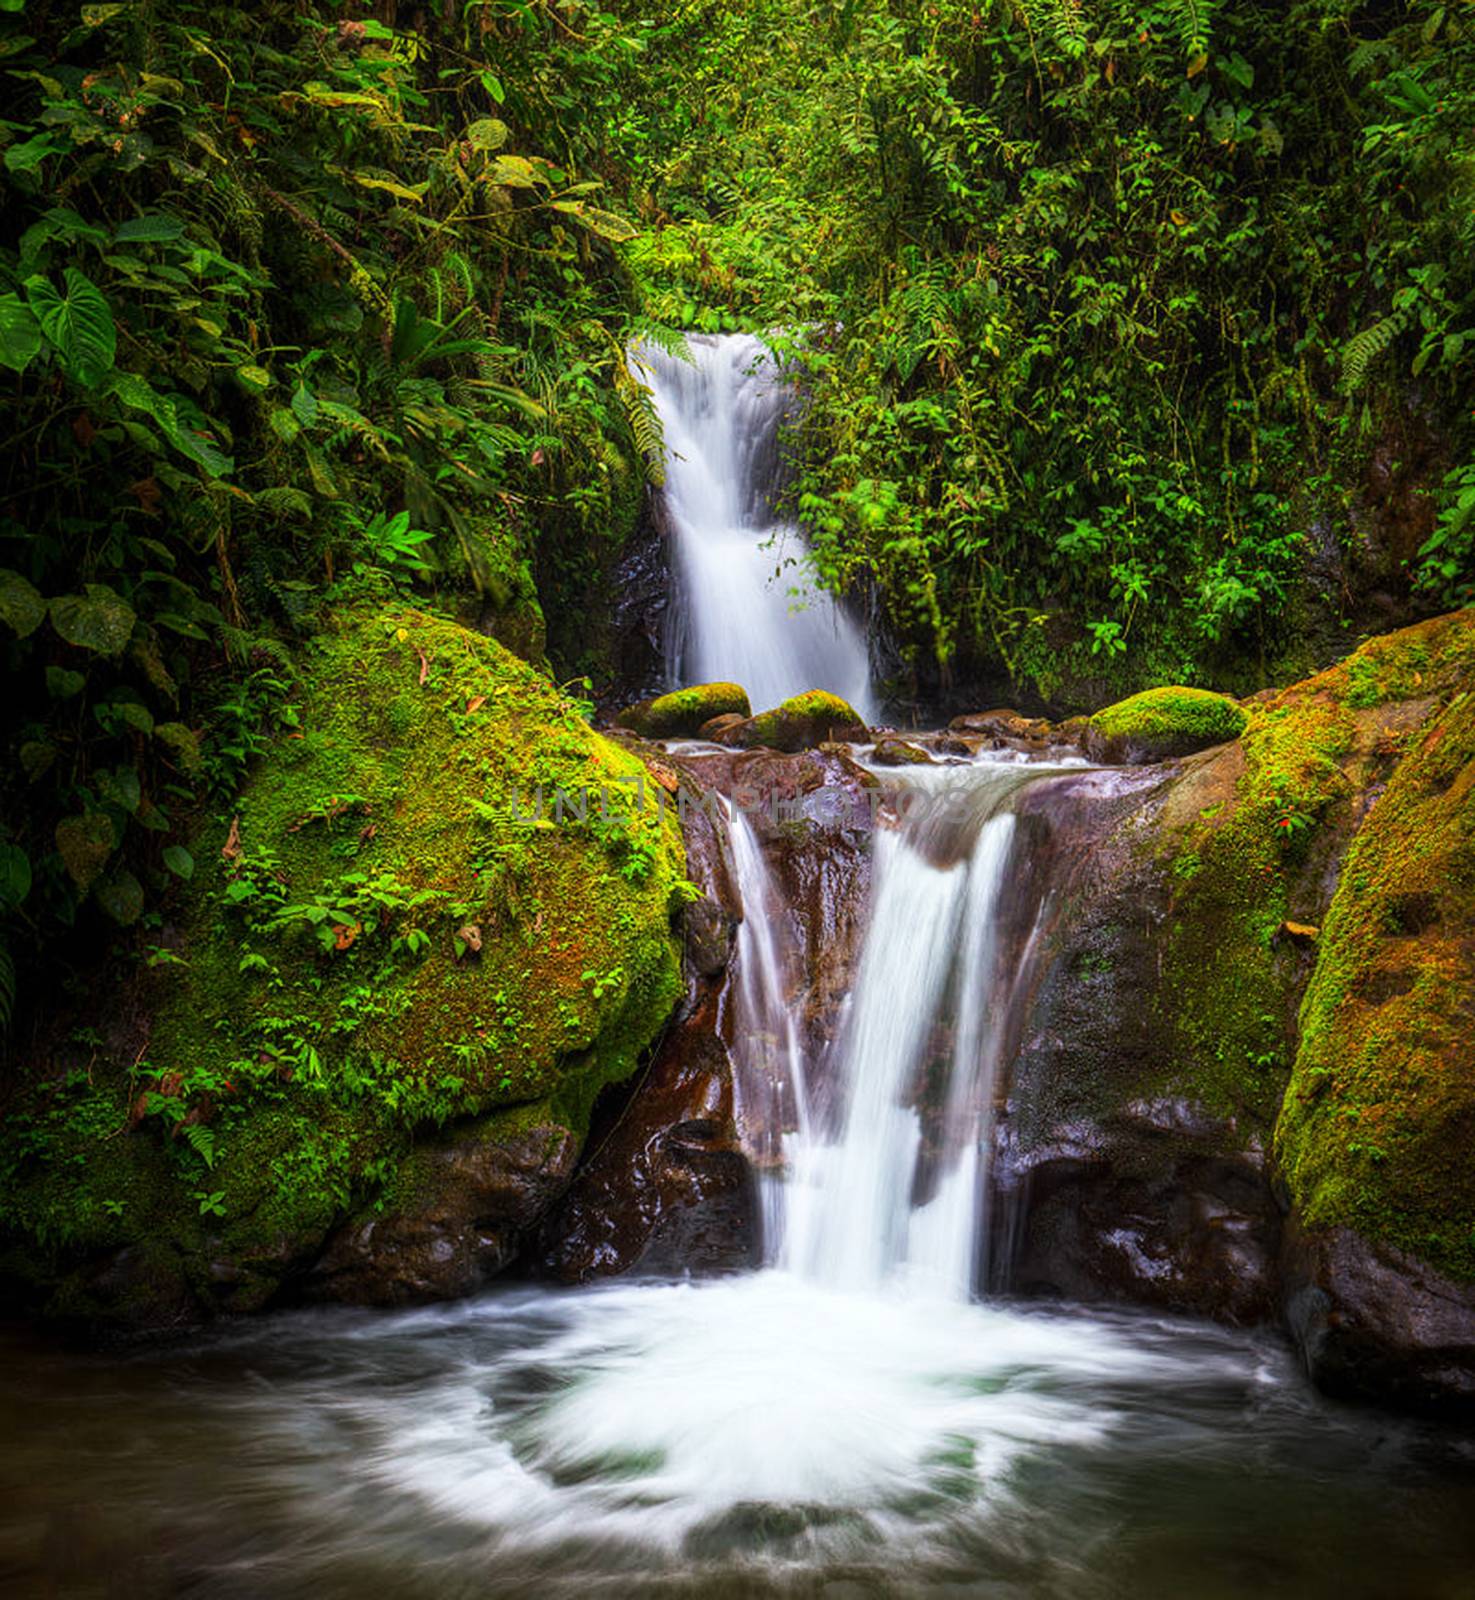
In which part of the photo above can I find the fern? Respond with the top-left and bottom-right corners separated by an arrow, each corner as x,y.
1340,309 -> 1407,395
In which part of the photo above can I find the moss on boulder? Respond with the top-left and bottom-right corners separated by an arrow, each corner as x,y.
0,607 -> 685,1330
1086,685 -> 1248,764
717,690 -> 869,752
1275,685 -> 1475,1282
616,682 -> 751,739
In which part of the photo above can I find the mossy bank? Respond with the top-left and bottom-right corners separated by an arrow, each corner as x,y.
0,609 -> 687,1331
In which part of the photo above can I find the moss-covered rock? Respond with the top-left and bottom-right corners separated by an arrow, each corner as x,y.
1275,686 -> 1475,1281
1002,609 -> 1475,1345
0,607 -> 685,1330
1085,685 -> 1248,764
716,690 -> 869,752
616,681 -> 751,739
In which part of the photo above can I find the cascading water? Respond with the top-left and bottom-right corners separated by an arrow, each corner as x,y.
726,757 -> 1046,1301
633,332 -> 875,719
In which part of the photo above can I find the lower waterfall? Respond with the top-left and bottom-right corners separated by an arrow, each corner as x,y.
3,751 -> 1463,1597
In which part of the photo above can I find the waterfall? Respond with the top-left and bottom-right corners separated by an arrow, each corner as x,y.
632,332 -> 875,719
723,760 -> 1040,1302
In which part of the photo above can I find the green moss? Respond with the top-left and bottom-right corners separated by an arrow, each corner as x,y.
1148,610 -> 1474,1143
1090,685 -> 1247,760
739,690 -> 869,752
616,681 -> 751,738
1274,685 -> 1475,1280
0,606 -> 685,1321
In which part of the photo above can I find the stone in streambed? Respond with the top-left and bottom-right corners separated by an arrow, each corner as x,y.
616,682 -> 751,740
698,712 -> 748,741
871,738 -> 934,767
713,690 -> 869,752
1084,685 -> 1247,764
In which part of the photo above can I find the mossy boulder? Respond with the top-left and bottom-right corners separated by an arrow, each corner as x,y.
715,690 -> 869,752
0,607 -> 685,1331
1002,609 -> 1475,1359
616,682 -> 751,740
1085,685 -> 1248,764
1276,686 -> 1475,1281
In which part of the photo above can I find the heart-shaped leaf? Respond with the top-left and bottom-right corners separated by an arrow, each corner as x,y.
50,584 -> 136,655
55,812 -> 116,893
0,568 -> 45,638
25,268 -> 116,386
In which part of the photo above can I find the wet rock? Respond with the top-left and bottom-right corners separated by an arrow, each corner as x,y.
307,1114 -> 578,1306
871,737 -> 934,766
949,708 -> 1052,742
1281,1221 -> 1475,1417
683,894 -> 734,976
532,993 -> 760,1282
998,1104 -> 1281,1324
699,712 -> 748,741
617,682 -> 751,739
714,690 -> 869,752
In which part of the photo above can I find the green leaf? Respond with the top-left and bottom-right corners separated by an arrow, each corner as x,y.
25,268 -> 116,386
235,363 -> 272,391
55,812 -> 116,893
0,568 -> 45,638
45,666 -> 85,699
465,118 -> 508,151
4,134 -> 58,173
50,584 -> 136,655
0,843 -> 32,911
95,765 -> 141,814
550,201 -> 639,243
95,867 -> 144,925
106,371 -> 234,477
162,844 -> 194,880
478,70 -> 505,105
114,214 -> 186,244
0,293 -> 43,373
82,2 -> 131,23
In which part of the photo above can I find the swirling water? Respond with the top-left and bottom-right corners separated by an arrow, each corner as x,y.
3,1286 -> 1474,1598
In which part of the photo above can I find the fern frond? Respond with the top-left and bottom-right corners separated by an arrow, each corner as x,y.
1341,309 -> 1407,395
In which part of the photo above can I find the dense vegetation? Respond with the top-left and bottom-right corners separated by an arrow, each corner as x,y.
0,0 -> 1472,1038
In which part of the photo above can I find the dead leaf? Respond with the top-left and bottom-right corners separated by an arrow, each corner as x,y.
332,922 -> 361,951
466,695 -> 486,714
457,923 -> 483,955
222,815 -> 242,867
1169,208 -> 1188,226
415,646 -> 432,686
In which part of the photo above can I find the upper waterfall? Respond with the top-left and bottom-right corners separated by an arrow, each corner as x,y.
633,332 -> 875,719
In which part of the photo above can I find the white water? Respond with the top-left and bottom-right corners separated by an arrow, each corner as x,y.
633,332 -> 875,718
725,757 -> 1051,1301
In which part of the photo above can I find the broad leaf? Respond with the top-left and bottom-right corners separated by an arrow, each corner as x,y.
55,812 -> 116,893
465,118 -> 508,151
114,214 -> 186,244
0,843 -> 31,911
0,568 -> 45,638
162,844 -> 194,880
551,201 -> 639,243
0,293 -> 43,372
95,867 -> 144,925
25,268 -> 116,386
50,584 -> 136,655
